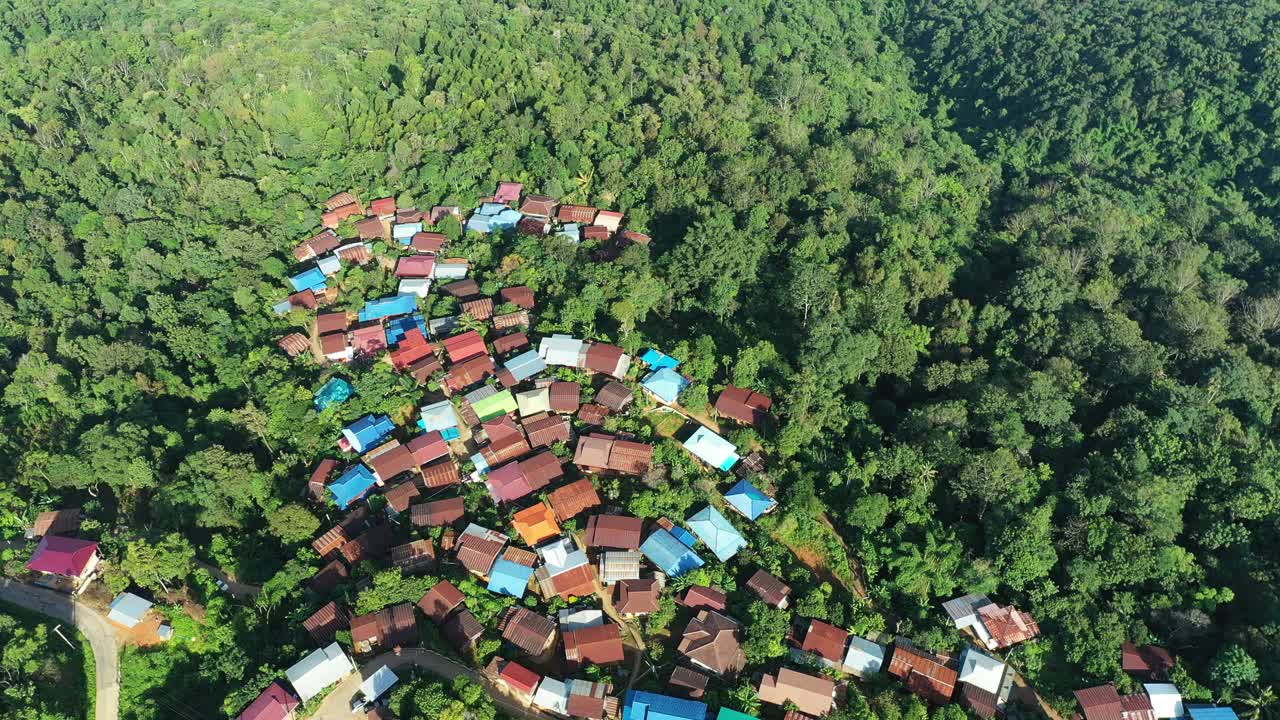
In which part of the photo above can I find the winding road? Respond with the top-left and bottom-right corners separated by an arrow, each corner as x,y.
0,578 -> 120,720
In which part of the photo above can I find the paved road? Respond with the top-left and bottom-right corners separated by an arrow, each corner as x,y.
308,647 -> 550,720
0,578 -> 120,720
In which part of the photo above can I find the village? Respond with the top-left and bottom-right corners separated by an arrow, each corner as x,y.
15,186 -> 1243,720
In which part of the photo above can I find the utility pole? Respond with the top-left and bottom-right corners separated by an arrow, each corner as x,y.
52,624 -> 74,649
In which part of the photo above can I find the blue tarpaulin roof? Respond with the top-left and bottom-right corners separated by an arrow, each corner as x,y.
623,690 -> 708,720
290,267 -> 327,292
330,464 -> 377,509
642,368 -> 689,404
640,529 -> 704,577
314,378 -> 354,411
468,205 -> 523,234
385,314 -> 428,346
686,506 -> 747,561
487,559 -> 534,598
342,414 -> 395,454
359,294 -> 418,322
640,349 -> 681,370
723,479 -> 777,521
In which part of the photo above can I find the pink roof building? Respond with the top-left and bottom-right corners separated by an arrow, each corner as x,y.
27,536 -> 99,578
494,182 -> 524,205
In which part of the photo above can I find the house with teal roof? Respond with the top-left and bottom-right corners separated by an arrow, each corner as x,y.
314,378 -> 354,411
723,479 -> 777,521
716,710 -> 759,720
290,267 -> 327,293
641,367 -> 689,405
487,559 -> 534,598
640,349 -> 680,370
622,690 -> 707,720
683,426 -> 739,471
342,415 -> 395,454
330,465 -> 377,509
685,506 -> 747,561
639,529 -> 704,577
419,400 -> 461,441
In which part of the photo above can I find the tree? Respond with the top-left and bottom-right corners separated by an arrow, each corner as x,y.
120,533 -> 195,592
742,600 -> 792,664
265,503 -> 320,544
1211,645 -> 1260,698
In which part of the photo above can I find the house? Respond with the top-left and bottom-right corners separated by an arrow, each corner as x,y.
548,478 -> 603,522
341,414 -> 395,454
599,551 -> 644,584
441,330 -> 487,363
756,668 -> 836,717
455,524 -> 507,577
500,607 -> 557,656
369,197 -> 396,218
1123,643 -> 1175,681
559,224 -> 582,243
397,208 -> 424,223
107,592 -> 153,628
539,334 -> 587,367
640,348 -> 679,370
494,182 -> 523,204
564,622 -> 625,668
524,413 -> 571,448
411,231 -> 447,253
487,461 -> 536,503
317,311 -> 349,334
559,608 -> 605,631
622,691 -> 707,720
586,515 -> 644,550
285,642 -> 354,703
958,647 -> 1009,696
358,294 -> 418,323
516,387 -> 552,416
578,403 -> 610,425
794,618 -> 848,669
335,243 -> 372,265
517,216 -> 550,236
393,222 -> 424,242
535,538 -> 598,600
311,524 -> 348,559
566,679 -> 616,720
418,580 -> 466,623
1119,694 -> 1158,720
293,229 -> 340,261
405,431 -> 448,467
521,450 -> 566,489
339,523 -> 393,565
444,355 -> 497,394
352,216 -> 383,241
642,368 -> 689,404
679,586 -> 728,613
942,593 -> 994,646
328,465 -> 378,509
595,210 -> 624,232
350,323 -> 388,357
616,578 -> 662,616
1076,685 -> 1125,720
350,602 -> 418,654
498,350 -> 547,386
715,710 -> 757,720
367,442 -> 417,484
471,389 -> 518,422
302,601 -> 349,645
558,205 -> 598,224
466,203 -> 522,233
585,343 -> 631,378
549,381 -> 581,413
421,458 -> 462,489
320,332 -> 352,362
888,642 -> 958,705
278,333 -> 310,358
429,206 -> 461,225
493,332 -> 531,356
26,536 -> 100,592
669,667 -> 709,700
843,636 -> 887,677
683,427 -> 739,471
442,610 -> 484,652
678,610 -> 746,676
494,659 -> 542,701
978,602 -> 1040,648
746,569 -> 790,608
411,497 -> 465,528
420,400 -> 461,440
429,315 -> 460,336
29,508 -> 82,539
314,378 -> 353,411
396,255 -> 435,278
534,677 -> 572,715
519,196 -> 558,218
357,666 -> 400,708
574,434 -> 654,475
685,506 -> 747,561
321,202 -> 362,229
1144,684 -> 1184,720
714,386 -> 773,430
390,539 -> 436,574
512,503 -> 561,546
595,381 -> 634,411
309,559 -> 349,596
1187,708 -> 1238,720
236,681 -> 300,720
501,285 -> 537,309
462,297 -> 494,320
641,529 -> 705,577
399,277 -> 433,297
488,558 -> 536,598
290,267 -> 327,293
493,309 -> 530,330
723,479 -> 777,521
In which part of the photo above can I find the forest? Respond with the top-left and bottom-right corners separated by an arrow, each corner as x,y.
0,0 -> 1278,718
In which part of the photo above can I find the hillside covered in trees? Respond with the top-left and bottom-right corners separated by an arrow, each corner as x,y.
0,0 -> 1278,717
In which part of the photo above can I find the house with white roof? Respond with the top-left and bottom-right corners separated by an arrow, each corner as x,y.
286,642 -> 354,702
958,646 -> 1008,694
682,426 -> 740,471
842,636 -> 886,677
533,676 -> 570,714
1145,684 -> 1185,719
539,334 -> 586,367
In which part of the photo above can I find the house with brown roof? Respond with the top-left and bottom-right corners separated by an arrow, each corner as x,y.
499,607 -> 557,656
978,603 -> 1040,649
294,229 -> 341,261
367,440 -> 417,485
746,569 -> 791,608
30,508 -> 82,539
411,231 -> 447,253
307,459 -> 340,503
584,344 -> 630,379
320,332 -> 352,363
382,482 -> 421,515
519,196 -> 558,218
500,286 -> 536,309
455,525 -> 507,578
442,609 -> 484,653
577,403 -> 610,426
1122,643 -> 1174,681
324,191 -> 361,212
669,666 -> 709,700
309,558 -> 349,596
355,216 -> 388,240
411,497 -> 466,528
322,202 -> 363,228
521,451 -> 566,489
757,668 -> 836,717
278,333 -> 310,358
443,355 -> 497,394
888,642 -> 958,705
463,298 -> 494,321
558,205 -> 598,224
418,580 -> 466,624
421,458 -> 462,489
302,601 -> 349,645
677,610 -> 746,676
564,622 -> 625,669
794,618 -> 850,670
615,578 -> 662,616
714,386 -> 773,430
390,539 -> 436,574
311,526 -> 349,559
523,413 -> 571,449
493,310 -> 530,330
594,381 -> 633,411
679,585 -> 728,613
585,515 -> 644,550
573,434 -> 653,475
549,381 -> 581,413
512,503 -> 561,546
582,225 -> 611,241
340,523 -> 393,565
547,479 -> 603,522
350,602 -> 417,655
397,208 -> 424,223
370,197 -> 396,218
480,433 -> 532,468
492,332 -> 530,356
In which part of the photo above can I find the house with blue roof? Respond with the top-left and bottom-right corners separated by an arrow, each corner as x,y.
686,506 -> 747,562
393,222 -> 422,241
385,314 -> 428,346
723,479 -> 777,521
502,350 -> 547,384
640,349 -> 680,370
557,223 -> 581,243
669,524 -> 698,549
642,367 -> 689,405
467,204 -> 523,234
290,267 -> 328,293
314,378 -> 354,411
487,559 -> 534,598
716,710 -> 759,720
359,294 -> 418,323
1188,708 -> 1239,720
419,400 -> 461,441
640,529 -> 704,577
342,415 -> 395,454
623,690 -> 707,720
683,426 -> 739,471
329,465 -> 378,509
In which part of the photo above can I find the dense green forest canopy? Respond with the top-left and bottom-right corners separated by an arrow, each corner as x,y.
0,0 -> 1278,716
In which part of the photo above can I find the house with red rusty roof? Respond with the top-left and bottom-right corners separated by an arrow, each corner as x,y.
441,330 -> 487,363
350,602 -> 418,655
715,385 -> 773,430
889,641 -> 958,705
302,601 -> 349,646
793,618 -> 850,670
418,580 -> 466,624
564,622 -> 625,669
499,606 -> 557,656
547,478 -> 603,522
411,497 -> 465,527
585,515 -> 644,550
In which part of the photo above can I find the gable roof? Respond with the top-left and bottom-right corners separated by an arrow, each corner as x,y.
329,464 -> 378,509
623,690 -> 708,720
564,622 -> 625,666
547,478 -> 603,522
309,558 -> 349,596
341,414 -> 395,454
500,607 -> 557,655
396,255 -> 436,278
958,647 -> 1007,695
683,426 -> 739,471
500,285 -> 537,309
486,461 -> 535,503
418,580 -> 465,623
523,413 -> 571,449
800,618 -> 850,666
757,668 -> 835,717
978,602 -> 1040,648
285,642 -> 354,703
340,523 -> 393,565
1076,685 -> 1123,720
420,400 -> 460,434
441,609 -> 484,650
723,479 -> 777,521
586,514 -> 644,549
27,536 -> 98,576
488,558 -> 536,598
492,332 -> 530,356
678,610 -> 746,676
455,526 -> 506,576
549,381 -> 581,412
502,349 -> 547,384
421,458 -> 462,489
686,505 -> 747,561
843,635 -> 887,677
405,431 -> 449,466
350,602 -> 418,652
1143,684 -> 1184,720
1122,643 -> 1174,678
359,294 -> 418,323
558,205 -> 598,224
746,569 -> 790,607
411,497 -> 465,528
107,592 -> 153,628
679,585 -> 728,612
594,380 -> 633,411
715,386 -> 773,428
302,602 -> 349,645
498,660 -> 542,696
366,442 -> 417,484
31,508 -> 82,538
442,330 -> 487,363
539,334 -> 585,367
521,451 -> 565,489
640,529 -> 705,577
237,681 -> 300,720
391,539 -> 436,573
584,343 -> 630,378
888,642 -> 958,705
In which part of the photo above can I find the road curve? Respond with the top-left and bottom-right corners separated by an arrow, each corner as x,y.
307,647 -> 550,720
0,578 -> 120,720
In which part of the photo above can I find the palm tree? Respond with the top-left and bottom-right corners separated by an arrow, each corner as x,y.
1237,686 -> 1278,720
